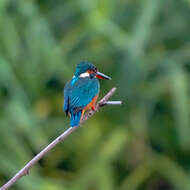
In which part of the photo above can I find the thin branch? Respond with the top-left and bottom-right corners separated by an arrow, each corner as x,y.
0,87 -> 120,190
103,101 -> 122,105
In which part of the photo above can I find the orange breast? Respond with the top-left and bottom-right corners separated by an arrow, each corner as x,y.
81,94 -> 99,120
84,94 -> 98,111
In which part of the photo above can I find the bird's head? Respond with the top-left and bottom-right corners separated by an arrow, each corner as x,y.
74,61 -> 111,80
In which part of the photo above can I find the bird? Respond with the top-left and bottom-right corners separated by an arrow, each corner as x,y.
63,61 -> 111,127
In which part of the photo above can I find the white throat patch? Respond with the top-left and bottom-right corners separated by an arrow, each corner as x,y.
79,72 -> 90,78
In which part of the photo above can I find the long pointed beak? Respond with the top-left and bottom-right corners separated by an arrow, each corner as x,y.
96,71 -> 111,80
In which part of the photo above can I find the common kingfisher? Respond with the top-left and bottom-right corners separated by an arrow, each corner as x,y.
64,61 -> 111,127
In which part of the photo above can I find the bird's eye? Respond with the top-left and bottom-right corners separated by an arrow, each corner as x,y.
88,68 -> 97,74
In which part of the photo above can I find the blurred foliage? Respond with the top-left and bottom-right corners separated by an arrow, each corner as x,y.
0,0 -> 190,189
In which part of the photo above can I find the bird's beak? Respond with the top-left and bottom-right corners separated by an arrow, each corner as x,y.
96,72 -> 111,80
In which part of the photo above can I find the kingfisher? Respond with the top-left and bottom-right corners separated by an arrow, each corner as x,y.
64,61 -> 111,127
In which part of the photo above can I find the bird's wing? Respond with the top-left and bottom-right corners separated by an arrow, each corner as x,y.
63,81 -> 71,115
69,78 -> 99,110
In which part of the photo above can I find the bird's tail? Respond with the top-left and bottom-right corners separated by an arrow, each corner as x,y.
70,111 -> 82,127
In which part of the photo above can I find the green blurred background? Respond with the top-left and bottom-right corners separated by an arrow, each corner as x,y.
0,0 -> 190,189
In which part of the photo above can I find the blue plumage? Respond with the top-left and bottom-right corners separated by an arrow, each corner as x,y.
70,110 -> 82,127
64,77 -> 99,127
64,61 -> 111,127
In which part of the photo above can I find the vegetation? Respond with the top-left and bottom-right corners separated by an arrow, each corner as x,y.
0,0 -> 190,189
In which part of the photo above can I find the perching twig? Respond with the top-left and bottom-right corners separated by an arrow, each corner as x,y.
103,101 -> 122,105
0,87 -> 121,190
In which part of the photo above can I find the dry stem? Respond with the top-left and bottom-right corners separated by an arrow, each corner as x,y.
0,87 -> 121,190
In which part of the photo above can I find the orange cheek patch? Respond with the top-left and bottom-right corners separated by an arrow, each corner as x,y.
87,70 -> 94,74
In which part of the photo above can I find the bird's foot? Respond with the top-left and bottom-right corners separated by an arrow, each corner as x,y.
91,106 -> 95,111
